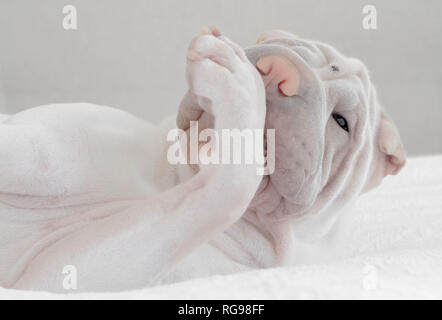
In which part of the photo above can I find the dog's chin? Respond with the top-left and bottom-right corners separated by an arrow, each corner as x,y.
249,174 -> 318,218
255,129 -> 320,217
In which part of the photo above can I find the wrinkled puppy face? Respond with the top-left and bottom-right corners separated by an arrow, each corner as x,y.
246,30 -> 406,219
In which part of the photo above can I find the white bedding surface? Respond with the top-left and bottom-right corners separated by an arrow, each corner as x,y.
2,155 -> 442,299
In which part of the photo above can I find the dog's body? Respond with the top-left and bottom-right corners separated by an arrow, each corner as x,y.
0,104 -> 254,290
0,29 -> 405,292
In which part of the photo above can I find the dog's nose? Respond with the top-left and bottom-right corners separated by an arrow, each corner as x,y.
256,55 -> 300,96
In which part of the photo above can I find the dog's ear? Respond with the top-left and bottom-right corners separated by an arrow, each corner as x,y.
256,29 -> 298,44
365,111 -> 406,190
378,111 -> 406,175
255,55 -> 300,96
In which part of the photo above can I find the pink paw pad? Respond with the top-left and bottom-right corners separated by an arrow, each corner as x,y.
256,56 -> 300,96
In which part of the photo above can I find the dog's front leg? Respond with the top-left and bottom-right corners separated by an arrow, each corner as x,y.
11,28 -> 266,292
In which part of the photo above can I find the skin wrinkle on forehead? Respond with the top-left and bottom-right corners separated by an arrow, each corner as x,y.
328,80 -> 362,113
259,38 -> 327,68
367,87 -> 380,131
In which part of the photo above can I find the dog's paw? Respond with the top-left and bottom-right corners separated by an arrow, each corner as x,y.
186,27 -> 265,129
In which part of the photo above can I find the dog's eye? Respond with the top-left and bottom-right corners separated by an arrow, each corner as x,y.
332,113 -> 349,132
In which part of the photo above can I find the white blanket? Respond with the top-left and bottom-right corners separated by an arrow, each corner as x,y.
2,155 -> 442,299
